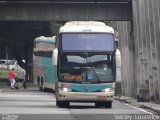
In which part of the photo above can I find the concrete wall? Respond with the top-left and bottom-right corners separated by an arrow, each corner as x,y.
117,22 -> 135,97
117,0 -> 160,101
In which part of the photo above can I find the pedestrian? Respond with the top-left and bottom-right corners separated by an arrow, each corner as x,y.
8,68 -> 16,89
18,68 -> 27,89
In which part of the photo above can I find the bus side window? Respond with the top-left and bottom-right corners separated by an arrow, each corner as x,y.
47,51 -> 52,58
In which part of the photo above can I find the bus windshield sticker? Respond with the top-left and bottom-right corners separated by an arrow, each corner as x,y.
87,74 -> 93,81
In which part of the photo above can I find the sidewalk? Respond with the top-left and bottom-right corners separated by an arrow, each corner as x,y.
115,96 -> 160,114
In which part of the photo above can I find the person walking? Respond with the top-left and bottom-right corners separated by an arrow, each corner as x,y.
8,68 -> 16,89
18,68 -> 27,89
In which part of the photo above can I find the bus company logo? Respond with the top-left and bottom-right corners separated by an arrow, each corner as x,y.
2,114 -> 18,120
78,34 -> 95,39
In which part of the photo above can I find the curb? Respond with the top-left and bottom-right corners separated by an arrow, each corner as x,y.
139,105 -> 160,114
115,97 -> 160,115
114,97 -> 130,103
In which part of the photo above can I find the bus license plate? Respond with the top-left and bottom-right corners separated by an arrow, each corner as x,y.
97,96 -> 107,100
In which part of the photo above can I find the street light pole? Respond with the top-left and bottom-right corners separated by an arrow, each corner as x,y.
5,45 -> 9,70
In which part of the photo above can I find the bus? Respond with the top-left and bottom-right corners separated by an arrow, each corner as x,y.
53,21 -> 121,108
33,36 -> 56,91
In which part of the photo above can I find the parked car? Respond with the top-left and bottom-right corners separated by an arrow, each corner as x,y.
8,60 -> 19,70
0,59 -> 25,70
0,59 -> 7,65
9,60 -> 25,70
0,59 -> 11,69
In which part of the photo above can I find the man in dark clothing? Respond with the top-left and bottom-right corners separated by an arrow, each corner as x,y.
18,68 -> 27,89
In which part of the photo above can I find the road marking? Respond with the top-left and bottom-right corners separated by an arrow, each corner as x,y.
114,100 -> 153,114
125,103 -> 153,114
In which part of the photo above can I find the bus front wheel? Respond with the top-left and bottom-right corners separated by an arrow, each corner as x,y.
95,102 -> 104,107
56,100 -> 69,108
95,101 -> 112,108
56,100 -> 60,106
104,101 -> 112,108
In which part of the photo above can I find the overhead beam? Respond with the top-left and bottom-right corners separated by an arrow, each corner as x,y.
0,0 -> 132,4
0,2 -> 132,21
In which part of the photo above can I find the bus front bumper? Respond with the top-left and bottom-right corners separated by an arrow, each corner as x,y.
56,91 -> 114,102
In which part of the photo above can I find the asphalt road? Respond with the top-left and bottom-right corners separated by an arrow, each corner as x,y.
0,88 -> 157,120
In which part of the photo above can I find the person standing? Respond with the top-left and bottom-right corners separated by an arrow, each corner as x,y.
18,68 -> 27,89
8,68 -> 16,89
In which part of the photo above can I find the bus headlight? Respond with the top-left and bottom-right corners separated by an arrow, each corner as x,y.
62,87 -> 71,92
59,83 -> 71,92
101,88 -> 113,92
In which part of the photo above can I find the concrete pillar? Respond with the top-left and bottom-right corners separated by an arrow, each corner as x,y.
152,0 -> 160,101
157,0 -> 160,101
117,21 -> 134,97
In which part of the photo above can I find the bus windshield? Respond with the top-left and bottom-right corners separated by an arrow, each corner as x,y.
33,41 -> 55,57
58,52 -> 115,83
61,33 -> 114,51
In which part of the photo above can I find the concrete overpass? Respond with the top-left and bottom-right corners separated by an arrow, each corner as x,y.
0,0 -> 132,21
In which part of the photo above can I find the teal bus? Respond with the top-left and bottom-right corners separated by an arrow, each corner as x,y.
33,36 -> 56,91
53,21 -> 121,108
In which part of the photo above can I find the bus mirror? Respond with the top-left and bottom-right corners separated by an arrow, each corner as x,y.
115,49 -> 121,68
53,48 -> 58,65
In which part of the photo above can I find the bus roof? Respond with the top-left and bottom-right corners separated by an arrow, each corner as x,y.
34,36 -> 56,43
59,21 -> 114,34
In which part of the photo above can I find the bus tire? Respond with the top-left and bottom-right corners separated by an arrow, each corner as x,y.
40,77 -> 44,91
56,100 -> 60,106
43,87 -> 49,92
95,102 -> 104,108
58,101 -> 70,108
104,101 -> 112,108
37,76 -> 42,91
